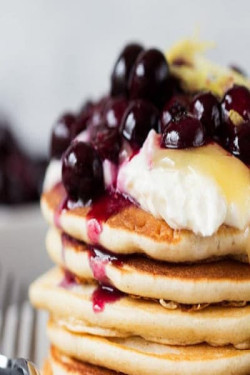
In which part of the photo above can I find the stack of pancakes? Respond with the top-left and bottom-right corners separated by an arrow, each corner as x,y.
30,38 -> 250,374
29,181 -> 250,375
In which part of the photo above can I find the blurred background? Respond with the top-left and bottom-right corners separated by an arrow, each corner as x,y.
0,0 -> 249,289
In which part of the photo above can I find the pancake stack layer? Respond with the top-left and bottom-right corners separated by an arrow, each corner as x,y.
30,182 -> 250,375
30,39 -> 250,374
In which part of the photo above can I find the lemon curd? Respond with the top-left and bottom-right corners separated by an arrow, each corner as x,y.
153,142 -> 250,223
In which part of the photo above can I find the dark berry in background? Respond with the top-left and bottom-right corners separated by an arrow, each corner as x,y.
0,121 -> 19,159
50,113 -> 76,159
0,121 -> 47,205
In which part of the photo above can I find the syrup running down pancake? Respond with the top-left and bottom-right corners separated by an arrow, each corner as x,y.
30,268 -> 250,348
41,183 -> 249,263
46,227 -> 250,304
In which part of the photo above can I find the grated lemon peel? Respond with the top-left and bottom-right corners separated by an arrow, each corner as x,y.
167,37 -> 250,97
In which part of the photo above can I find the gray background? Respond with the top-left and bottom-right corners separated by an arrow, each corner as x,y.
0,0 -> 249,155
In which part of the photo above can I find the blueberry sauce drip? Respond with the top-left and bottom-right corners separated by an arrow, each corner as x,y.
53,183 -> 86,228
88,246 -> 123,285
59,251 -> 124,312
59,270 -> 77,289
54,184 -> 132,244
86,192 -> 132,243
92,284 -> 124,313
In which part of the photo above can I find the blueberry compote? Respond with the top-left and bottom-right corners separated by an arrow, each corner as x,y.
0,120 -> 47,205
122,99 -> 159,148
50,113 -> 76,159
59,269 -> 77,289
159,85 -> 250,164
55,44 -> 250,245
190,92 -> 220,137
88,245 -> 124,285
111,43 -> 144,97
129,48 -> 170,107
59,234 -> 125,312
62,141 -> 104,203
161,114 -> 206,149
86,192 -> 131,243
92,284 -> 124,313
220,85 -> 250,164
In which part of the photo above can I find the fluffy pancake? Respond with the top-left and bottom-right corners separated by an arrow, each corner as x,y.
29,268 -> 250,348
41,184 -> 249,263
47,227 -> 250,304
47,319 -> 250,375
44,346 -> 123,375
43,360 -> 52,375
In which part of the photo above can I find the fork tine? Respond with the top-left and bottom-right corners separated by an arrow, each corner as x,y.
0,274 -> 22,357
28,307 -> 37,363
17,302 -> 37,361
1,304 -> 19,358
0,267 -> 44,366
13,280 -> 23,358
35,309 -> 48,367
0,275 -> 14,356
0,268 -> 11,350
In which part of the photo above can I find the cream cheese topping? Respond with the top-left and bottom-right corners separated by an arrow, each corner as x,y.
43,130 -> 250,236
117,130 -> 250,236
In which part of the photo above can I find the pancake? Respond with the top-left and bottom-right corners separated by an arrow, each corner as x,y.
47,318 -> 250,375
47,226 -> 250,304
41,184 -> 249,263
44,346 -> 123,375
43,360 -> 52,375
29,268 -> 250,348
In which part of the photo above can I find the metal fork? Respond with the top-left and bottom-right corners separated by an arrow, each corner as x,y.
0,266 -> 47,373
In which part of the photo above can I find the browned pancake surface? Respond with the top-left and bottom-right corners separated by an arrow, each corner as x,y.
43,184 -> 183,244
43,360 -> 53,375
50,346 -> 125,375
43,184 -> 240,245
63,232 -> 250,281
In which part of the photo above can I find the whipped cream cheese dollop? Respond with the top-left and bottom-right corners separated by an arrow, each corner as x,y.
117,130 -> 250,236
43,130 -> 250,237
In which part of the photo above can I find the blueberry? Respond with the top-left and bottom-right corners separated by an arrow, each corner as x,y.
62,142 -> 104,202
128,48 -> 170,106
160,95 -> 189,133
50,113 -> 76,159
190,92 -> 220,137
161,114 -> 206,149
111,43 -> 144,97
121,99 -> 159,148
